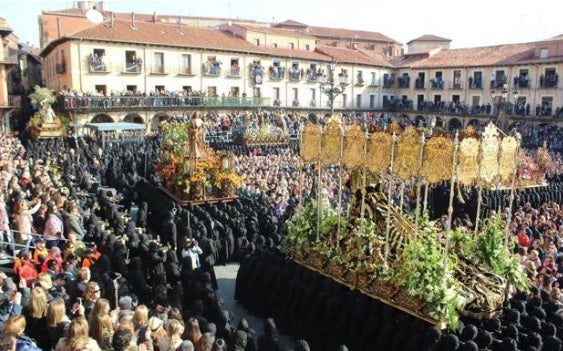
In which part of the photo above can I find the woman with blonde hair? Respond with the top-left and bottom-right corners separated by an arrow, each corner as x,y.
2,315 -> 41,351
183,317 -> 202,345
89,298 -> 115,350
47,298 -> 71,350
133,304 -> 149,330
55,316 -> 101,351
195,332 -> 215,351
83,281 -> 102,317
159,318 -> 185,351
22,286 -> 50,350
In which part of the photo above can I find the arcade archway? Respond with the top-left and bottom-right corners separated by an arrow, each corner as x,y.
90,114 -> 114,123
447,118 -> 463,132
122,113 -> 144,124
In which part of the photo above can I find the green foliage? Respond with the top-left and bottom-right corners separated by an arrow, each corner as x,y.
395,221 -> 463,329
283,200 -> 318,252
161,122 -> 189,156
476,217 -> 528,290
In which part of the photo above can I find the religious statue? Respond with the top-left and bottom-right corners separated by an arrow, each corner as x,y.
188,112 -> 206,158
29,85 -> 57,124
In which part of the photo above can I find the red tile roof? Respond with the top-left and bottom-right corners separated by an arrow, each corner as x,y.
237,24 -> 316,39
306,26 -> 399,44
406,34 -> 451,44
407,43 -> 536,68
275,20 -> 308,27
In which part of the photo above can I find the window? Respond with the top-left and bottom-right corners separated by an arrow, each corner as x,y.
356,94 -> 362,108
516,69 -> 529,88
180,54 -> 192,74
309,88 -> 316,107
230,58 -> 240,76
95,85 -> 107,96
182,86 -> 192,94
272,39 -> 277,48
540,48 -> 548,58
342,94 -> 347,108
124,50 -> 141,73
90,48 -> 107,72
273,87 -> 280,106
207,86 -> 217,97
369,95 -> 377,108
470,71 -> 483,88
204,56 -> 221,75
153,52 -> 164,74
126,85 -> 137,94
494,70 -> 506,88
252,87 -> 260,98
56,49 -> 66,74
431,71 -> 443,88
155,85 -> 165,94
452,70 -> 461,89
416,72 -> 425,89
292,88 -> 299,106
289,61 -> 300,80
541,68 -> 558,88
370,72 -> 378,86
305,44 -> 310,51
289,42 -> 295,49
398,73 -> 409,88
230,87 -> 240,97
253,38 -> 260,46
356,70 -> 364,85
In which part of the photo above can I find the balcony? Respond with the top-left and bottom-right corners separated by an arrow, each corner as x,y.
307,73 -> 320,83
355,76 -> 365,86
88,62 -> 109,73
339,76 -> 350,85
398,77 -> 410,88
369,78 -> 379,87
515,78 -> 530,89
468,81 -> 483,89
228,67 -> 241,77
383,79 -> 395,89
150,66 -> 169,75
124,63 -> 142,74
202,63 -> 222,76
490,80 -> 508,89
415,80 -> 425,89
430,79 -> 444,89
539,75 -> 558,88
269,66 -> 285,80
177,67 -> 195,76
449,82 -> 464,90
288,70 -> 302,81
61,95 -> 271,110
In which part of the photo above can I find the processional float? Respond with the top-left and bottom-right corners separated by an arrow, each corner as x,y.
285,118 -> 526,329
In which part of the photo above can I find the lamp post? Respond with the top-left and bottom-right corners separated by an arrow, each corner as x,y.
490,83 -> 518,133
319,61 -> 347,117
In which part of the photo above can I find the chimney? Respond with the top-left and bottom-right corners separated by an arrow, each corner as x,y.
153,11 -> 156,23
178,15 -> 182,27
131,12 -> 135,27
110,12 -> 114,28
57,17 -> 61,38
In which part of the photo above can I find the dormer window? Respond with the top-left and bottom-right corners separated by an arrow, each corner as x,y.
540,48 -> 548,59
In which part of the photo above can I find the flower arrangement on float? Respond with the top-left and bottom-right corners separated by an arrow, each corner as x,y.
155,121 -> 242,201
516,146 -> 553,187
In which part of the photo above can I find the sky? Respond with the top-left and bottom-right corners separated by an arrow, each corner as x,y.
0,0 -> 561,50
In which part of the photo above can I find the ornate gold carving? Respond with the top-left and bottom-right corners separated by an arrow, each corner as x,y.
342,125 -> 366,169
420,135 -> 454,184
498,136 -> 518,186
479,123 -> 500,185
366,132 -> 393,174
300,124 -> 322,162
321,118 -> 344,165
394,126 -> 421,180
457,137 -> 480,186
386,121 -> 403,136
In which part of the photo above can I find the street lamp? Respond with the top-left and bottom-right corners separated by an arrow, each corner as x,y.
490,84 -> 518,132
319,61 -> 347,117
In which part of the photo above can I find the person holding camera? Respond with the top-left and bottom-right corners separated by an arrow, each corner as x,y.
181,237 -> 203,272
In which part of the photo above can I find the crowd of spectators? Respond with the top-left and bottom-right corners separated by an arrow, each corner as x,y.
1,106 -> 563,350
